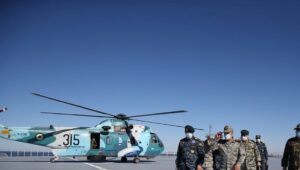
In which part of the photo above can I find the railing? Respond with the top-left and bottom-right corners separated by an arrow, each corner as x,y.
0,151 -> 54,157
0,150 -> 283,158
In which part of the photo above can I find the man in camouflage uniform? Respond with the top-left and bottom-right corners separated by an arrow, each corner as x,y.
203,136 -> 214,170
205,125 -> 246,170
255,135 -> 268,170
282,123 -> 300,170
239,130 -> 261,170
213,132 -> 223,170
176,125 -> 205,170
203,132 -> 222,170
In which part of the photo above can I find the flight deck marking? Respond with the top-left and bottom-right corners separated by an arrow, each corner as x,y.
67,157 -> 109,170
84,162 -> 108,170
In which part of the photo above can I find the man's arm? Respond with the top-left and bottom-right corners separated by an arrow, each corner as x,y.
263,143 -> 268,161
254,143 -> 261,166
196,140 -> 205,167
175,141 -> 183,169
236,143 -> 246,166
197,164 -> 203,170
202,139 -> 219,169
281,140 -> 290,167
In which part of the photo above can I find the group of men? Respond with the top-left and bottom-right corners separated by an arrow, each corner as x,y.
176,123 -> 300,170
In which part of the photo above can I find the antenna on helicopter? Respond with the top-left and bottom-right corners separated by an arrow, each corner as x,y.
209,124 -> 212,137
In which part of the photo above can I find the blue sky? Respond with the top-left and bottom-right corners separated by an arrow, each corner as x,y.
0,0 -> 300,153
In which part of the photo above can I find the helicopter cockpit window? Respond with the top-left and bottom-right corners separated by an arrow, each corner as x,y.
114,126 -> 126,132
151,133 -> 158,144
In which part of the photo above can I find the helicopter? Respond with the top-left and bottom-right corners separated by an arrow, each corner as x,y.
0,93 -> 203,163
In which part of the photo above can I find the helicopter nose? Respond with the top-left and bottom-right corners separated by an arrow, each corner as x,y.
159,141 -> 165,152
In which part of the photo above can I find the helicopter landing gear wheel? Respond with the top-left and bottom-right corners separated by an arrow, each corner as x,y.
121,156 -> 127,162
50,156 -> 59,163
133,157 -> 140,163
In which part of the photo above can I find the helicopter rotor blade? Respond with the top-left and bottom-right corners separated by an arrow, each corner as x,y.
128,110 -> 187,119
32,93 -> 116,117
41,112 -> 114,118
122,120 -> 138,145
129,118 -> 204,130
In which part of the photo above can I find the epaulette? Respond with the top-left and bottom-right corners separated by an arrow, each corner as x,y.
194,137 -> 202,142
218,139 -> 227,144
288,137 -> 299,142
235,139 -> 241,142
179,138 -> 186,144
180,138 -> 185,141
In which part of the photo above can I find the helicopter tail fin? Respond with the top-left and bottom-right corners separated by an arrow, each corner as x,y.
0,124 -> 10,138
0,108 -> 9,138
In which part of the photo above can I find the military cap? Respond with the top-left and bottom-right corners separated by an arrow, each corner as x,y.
224,125 -> 233,133
241,129 -> 249,136
255,135 -> 261,139
185,125 -> 195,133
294,123 -> 300,130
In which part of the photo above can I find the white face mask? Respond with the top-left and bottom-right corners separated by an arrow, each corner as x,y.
242,136 -> 248,141
225,133 -> 232,140
296,131 -> 300,138
256,139 -> 261,143
185,133 -> 193,139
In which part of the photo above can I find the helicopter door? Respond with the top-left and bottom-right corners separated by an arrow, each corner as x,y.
90,133 -> 100,149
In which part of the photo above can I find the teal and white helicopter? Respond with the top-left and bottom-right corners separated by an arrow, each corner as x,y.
0,93 -> 203,163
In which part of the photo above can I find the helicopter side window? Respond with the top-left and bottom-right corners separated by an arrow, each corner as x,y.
114,126 -> 126,132
106,136 -> 111,145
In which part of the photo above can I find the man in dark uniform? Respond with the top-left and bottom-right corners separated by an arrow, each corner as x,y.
282,123 -> 300,170
176,125 -> 205,170
255,135 -> 268,170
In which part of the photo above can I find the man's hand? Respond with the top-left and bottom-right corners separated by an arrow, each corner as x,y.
215,131 -> 222,140
197,165 -> 203,170
232,164 -> 240,170
257,161 -> 261,167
